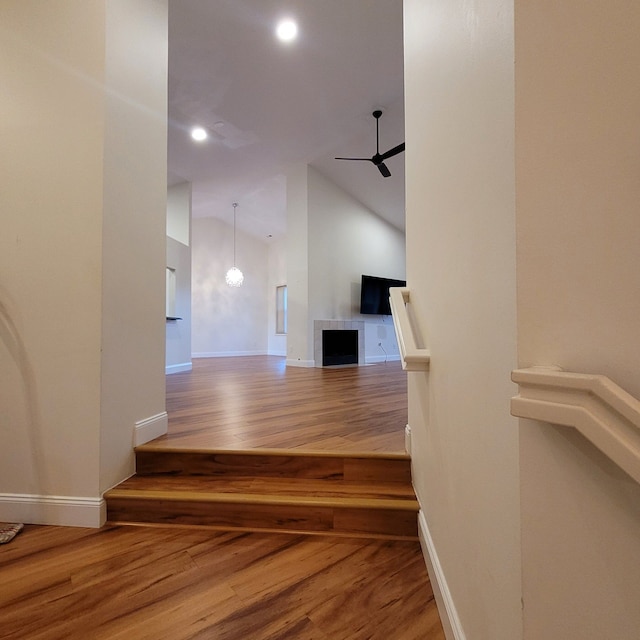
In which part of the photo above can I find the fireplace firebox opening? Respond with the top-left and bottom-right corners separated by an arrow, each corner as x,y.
322,329 -> 358,366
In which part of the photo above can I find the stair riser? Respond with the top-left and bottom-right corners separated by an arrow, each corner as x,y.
107,499 -> 418,538
135,451 -> 412,483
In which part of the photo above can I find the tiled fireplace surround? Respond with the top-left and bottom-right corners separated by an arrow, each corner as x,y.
314,320 -> 365,367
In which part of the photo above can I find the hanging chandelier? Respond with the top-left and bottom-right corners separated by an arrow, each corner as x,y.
225,202 -> 244,287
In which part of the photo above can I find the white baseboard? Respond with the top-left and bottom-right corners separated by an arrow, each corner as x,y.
166,362 -> 192,374
285,359 -> 315,368
418,510 -> 466,640
192,351 -> 268,358
0,493 -> 105,528
365,354 -> 401,364
134,411 -> 168,446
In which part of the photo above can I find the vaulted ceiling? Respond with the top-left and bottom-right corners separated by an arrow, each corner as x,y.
167,0 -> 405,242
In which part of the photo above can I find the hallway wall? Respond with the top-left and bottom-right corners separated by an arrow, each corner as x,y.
404,1 -> 520,638
405,1 -> 640,638
0,0 -> 168,525
515,2 -> 640,638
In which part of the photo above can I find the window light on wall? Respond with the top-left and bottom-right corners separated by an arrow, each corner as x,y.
276,285 -> 287,334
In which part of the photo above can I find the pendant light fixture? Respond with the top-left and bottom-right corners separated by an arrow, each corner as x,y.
225,202 -> 244,287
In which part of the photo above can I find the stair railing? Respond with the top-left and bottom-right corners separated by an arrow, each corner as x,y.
511,367 -> 640,484
389,287 -> 430,371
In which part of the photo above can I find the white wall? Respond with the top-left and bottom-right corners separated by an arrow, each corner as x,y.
0,1 -> 105,508
192,166 -> 404,367
0,0 -> 168,525
267,237 -> 287,356
286,165 -> 405,367
405,2 -> 640,638
100,0 -> 168,494
167,182 -> 191,246
286,164 -> 312,365
308,167 -> 405,364
166,182 -> 192,373
166,236 -> 192,372
191,216 -> 268,357
515,2 -> 640,638
404,2 -> 521,639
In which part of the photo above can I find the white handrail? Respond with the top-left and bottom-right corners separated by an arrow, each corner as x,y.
511,367 -> 640,484
389,287 -> 430,371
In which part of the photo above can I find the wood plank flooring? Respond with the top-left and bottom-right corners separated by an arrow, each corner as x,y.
3,358 -> 446,638
106,359 -> 413,537
0,524 -> 445,640
159,356 -> 407,453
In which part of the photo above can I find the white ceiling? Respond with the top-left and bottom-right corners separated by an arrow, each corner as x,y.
168,0 -> 405,242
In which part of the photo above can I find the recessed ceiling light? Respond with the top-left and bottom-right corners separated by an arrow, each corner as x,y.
191,127 -> 208,142
276,18 -> 298,43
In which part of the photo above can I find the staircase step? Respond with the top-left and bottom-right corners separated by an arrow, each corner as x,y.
134,446 -> 412,483
107,474 -> 417,500
105,448 -> 418,539
105,486 -> 418,539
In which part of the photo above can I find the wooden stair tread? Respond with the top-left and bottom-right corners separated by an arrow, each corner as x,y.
105,445 -> 418,539
135,444 -> 411,460
107,475 -> 416,502
105,487 -> 418,511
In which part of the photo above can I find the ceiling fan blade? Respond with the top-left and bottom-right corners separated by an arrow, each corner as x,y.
377,162 -> 391,178
334,111 -> 400,177
380,142 -> 405,161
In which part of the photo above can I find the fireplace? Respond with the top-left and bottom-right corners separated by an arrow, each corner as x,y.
322,329 -> 358,366
314,320 -> 365,367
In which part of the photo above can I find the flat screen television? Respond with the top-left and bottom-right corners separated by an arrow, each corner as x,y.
359,274 -> 406,316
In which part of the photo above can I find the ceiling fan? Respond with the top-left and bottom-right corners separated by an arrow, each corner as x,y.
335,110 -> 405,178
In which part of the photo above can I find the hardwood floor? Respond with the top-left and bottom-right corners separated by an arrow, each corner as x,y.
159,356 -> 407,453
0,525 -> 445,640
2,358 -> 446,639
102,357 -> 416,537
